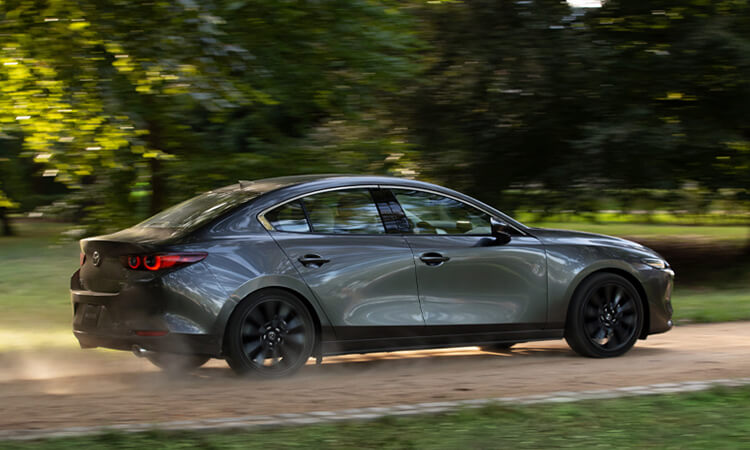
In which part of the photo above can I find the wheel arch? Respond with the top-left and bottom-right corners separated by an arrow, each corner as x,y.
565,267 -> 650,340
223,286 -> 324,357
213,276 -> 332,357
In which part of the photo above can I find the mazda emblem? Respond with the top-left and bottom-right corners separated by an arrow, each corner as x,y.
92,251 -> 101,267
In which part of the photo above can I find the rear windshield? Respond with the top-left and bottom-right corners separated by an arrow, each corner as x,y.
136,190 -> 257,230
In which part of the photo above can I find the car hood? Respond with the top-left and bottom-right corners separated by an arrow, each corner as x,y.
527,227 -> 657,255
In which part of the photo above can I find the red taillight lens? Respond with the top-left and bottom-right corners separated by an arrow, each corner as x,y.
80,252 -> 86,266
127,256 -> 141,269
122,253 -> 206,271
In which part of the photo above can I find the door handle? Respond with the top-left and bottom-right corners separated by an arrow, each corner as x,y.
419,252 -> 450,266
298,254 -> 330,268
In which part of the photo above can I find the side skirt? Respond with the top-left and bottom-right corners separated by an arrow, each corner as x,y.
321,328 -> 564,357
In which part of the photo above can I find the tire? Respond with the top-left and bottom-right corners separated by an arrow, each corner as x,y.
565,273 -> 644,358
224,288 -> 315,378
145,353 -> 210,372
480,343 -> 516,352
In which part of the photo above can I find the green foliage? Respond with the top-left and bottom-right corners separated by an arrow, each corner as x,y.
0,190 -> 17,209
576,0 -> 750,191
405,0 -> 750,198
4,386 -> 750,449
1,0 -> 750,233
0,0 -> 420,230
405,0 -> 591,199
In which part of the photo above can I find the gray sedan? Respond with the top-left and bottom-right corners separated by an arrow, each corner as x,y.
70,175 -> 674,376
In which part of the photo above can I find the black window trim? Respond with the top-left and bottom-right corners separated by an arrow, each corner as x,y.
259,185 -> 389,236
257,184 -> 527,237
382,186 -> 527,237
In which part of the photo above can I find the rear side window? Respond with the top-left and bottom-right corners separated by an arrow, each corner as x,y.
303,189 -> 385,234
265,200 -> 310,232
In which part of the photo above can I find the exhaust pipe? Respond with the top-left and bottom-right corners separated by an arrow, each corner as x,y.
132,345 -> 151,358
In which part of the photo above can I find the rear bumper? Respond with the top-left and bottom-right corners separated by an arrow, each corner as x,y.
70,269 -> 223,356
73,329 -> 219,355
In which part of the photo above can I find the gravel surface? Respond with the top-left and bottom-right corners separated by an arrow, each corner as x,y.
1,322 -> 749,432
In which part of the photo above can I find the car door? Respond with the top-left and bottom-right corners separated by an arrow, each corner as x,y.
390,188 -> 548,328
264,187 -> 424,340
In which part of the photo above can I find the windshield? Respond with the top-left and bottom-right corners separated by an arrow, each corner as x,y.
137,189 -> 257,230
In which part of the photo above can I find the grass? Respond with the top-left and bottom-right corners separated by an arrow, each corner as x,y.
1,219 -> 749,351
0,222 -> 80,330
3,386 -> 750,448
672,289 -> 750,324
517,210 -> 750,226
525,220 -> 750,243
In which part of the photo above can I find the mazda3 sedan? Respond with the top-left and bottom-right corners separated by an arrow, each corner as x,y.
71,175 -> 674,376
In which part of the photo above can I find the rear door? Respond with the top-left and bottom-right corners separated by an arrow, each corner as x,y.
389,188 -> 548,328
265,187 -> 424,340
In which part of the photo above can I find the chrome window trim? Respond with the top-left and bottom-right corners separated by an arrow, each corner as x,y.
258,183 -> 526,237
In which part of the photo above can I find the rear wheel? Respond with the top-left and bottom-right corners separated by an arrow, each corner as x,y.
224,289 -> 315,377
565,273 -> 644,358
145,353 -> 209,372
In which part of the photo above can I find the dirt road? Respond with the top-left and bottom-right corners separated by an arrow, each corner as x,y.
1,322 -> 749,432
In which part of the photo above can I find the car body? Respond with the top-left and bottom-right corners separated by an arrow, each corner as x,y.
70,175 -> 674,375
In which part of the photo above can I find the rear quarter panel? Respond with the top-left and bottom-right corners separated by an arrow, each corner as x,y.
181,232 -> 333,339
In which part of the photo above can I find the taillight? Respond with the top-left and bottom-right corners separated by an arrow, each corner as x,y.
127,256 -> 141,269
121,253 -> 206,271
80,252 -> 86,266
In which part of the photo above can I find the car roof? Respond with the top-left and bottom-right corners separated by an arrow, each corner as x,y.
233,174 -> 419,192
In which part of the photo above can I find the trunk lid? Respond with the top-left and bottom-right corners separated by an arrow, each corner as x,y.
78,227 -> 179,293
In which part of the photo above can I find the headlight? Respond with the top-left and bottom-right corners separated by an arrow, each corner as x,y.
643,258 -> 668,270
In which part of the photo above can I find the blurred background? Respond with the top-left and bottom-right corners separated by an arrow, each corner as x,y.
1,0 -> 750,338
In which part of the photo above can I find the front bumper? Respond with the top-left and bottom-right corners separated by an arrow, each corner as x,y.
641,267 -> 675,336
70,269 -> 222,356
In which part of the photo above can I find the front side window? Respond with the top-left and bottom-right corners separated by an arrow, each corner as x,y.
303,189 -> 385,234
392,189 -> 491,235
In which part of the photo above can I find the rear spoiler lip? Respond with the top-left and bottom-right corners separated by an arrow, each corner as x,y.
80,226 -> 187,252
80,238 -> 161,256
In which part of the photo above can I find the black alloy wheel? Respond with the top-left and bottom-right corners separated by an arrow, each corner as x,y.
225,289 -> 315,377
565,273 -> 643,358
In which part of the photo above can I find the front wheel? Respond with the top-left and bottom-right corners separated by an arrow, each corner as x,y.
565,273 -> 644,358
224,289 -> 315,378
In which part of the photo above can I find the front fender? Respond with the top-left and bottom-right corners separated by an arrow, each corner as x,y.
545,246 -> 644,327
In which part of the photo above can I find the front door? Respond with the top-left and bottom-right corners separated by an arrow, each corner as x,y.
390,188 -> 548,327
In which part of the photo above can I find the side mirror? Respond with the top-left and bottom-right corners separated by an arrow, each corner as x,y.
490,217 -> 512,245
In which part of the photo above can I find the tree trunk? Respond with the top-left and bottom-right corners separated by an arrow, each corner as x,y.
146,113 -> 166,215
0,208 -> 13,236
149,158 -> 165,215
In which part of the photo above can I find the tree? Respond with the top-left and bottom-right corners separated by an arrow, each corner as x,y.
0,0 -> 419,230
404,0 -> 593,209
0,189 -> 16,236
580,0 -> 750,247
